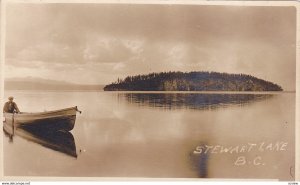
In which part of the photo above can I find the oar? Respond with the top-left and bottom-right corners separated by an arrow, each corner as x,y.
12,112 -> 15,136
75,106 -> 82,114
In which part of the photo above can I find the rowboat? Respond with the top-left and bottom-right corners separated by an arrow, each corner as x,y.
3,106 -> 81,132
3,123 -> 77,158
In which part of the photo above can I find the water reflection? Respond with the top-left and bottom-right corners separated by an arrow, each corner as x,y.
3,123 -> 77,158
121,93 -> 274,110
189,143 -> 209,178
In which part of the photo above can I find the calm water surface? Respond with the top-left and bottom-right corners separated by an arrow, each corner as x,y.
3,91 -> 295,180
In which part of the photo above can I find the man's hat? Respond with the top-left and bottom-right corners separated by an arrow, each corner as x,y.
8,96 -> 14,100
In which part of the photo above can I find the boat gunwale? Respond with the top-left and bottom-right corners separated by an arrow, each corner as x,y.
3,106 -> 78,117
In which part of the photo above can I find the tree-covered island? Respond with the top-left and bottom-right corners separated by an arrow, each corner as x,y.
103,71 -> 283,91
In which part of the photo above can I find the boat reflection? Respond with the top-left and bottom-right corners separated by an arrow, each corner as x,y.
121,93 -> 274,110
3,122 -> 77,158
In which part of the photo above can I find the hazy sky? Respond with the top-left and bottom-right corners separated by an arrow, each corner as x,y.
5,3 -> 296,90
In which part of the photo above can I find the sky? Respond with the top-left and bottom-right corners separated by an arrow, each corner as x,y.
4,3 -> 296,90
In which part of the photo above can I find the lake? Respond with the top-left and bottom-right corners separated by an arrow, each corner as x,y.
3,90 -> 295,180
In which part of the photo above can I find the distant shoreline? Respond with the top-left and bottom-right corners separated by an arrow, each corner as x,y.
99,90 -> 295,94
4,89 -> 295,94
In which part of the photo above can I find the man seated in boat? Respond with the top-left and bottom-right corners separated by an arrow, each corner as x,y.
3,96 -> 20,113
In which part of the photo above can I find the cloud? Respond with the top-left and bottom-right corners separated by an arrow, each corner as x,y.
14,42 -> 83,64
5,4 -> 296,90
112,62 -> 126,71
83,35 -> 145,64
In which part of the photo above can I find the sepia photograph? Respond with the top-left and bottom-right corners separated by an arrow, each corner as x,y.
1,0 -> 298,181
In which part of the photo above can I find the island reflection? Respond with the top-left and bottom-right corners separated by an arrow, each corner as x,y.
120,93 -> 274,110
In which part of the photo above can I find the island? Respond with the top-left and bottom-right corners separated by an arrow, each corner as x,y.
103,71 -> 283,91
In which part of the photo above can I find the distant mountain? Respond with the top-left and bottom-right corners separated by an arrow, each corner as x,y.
5,77 -> 104,91
104,71 -> 283,91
